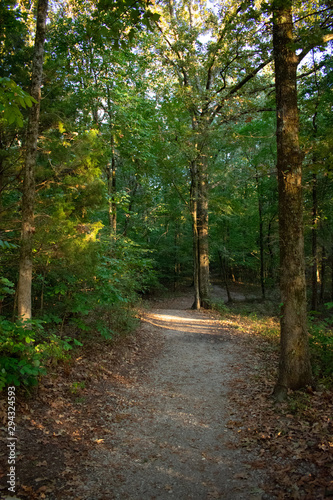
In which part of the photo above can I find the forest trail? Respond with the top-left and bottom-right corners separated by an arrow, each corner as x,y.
74,294 -> 266,500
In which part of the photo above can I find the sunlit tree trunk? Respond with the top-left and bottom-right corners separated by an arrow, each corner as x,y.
272,0 -> 312,400
17,0 -> 48,321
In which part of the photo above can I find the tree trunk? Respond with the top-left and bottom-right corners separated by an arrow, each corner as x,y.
218,250 -> 232,303
17,0 -> 48,321
106,86 -> 117,235
255,169 -> 265,300
331,246 -> 333,302
311,173 -> 318,311
267,214 -> 276,283
197,156 -> 210,308
106,132 -> 117,235
320,246 -> 326,304
272,0 -> 312,400
173,223 -> 180,292
190,156 -> 210,309
190,161 -> 201,310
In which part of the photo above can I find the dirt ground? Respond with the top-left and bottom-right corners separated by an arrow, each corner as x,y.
0,288 -> 332,499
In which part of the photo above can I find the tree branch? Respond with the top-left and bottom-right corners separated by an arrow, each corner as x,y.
297,33 -> 333,64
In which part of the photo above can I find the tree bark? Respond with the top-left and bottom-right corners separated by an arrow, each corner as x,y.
320,246 -> 326,304
218,250 -> 232,303
107,133 -> 117,235
311,173 -> 318,311
197,156 -> 210,308
267,214 -> 276,283
190,156 -> 210,310
272,0 -> 312,400
190,161 -> 201,310
331,246 -> 333,302
255,168 -> 265,300
17,0 -> 48,321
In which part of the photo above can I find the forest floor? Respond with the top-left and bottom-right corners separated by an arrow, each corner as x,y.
0,285 -> 332,500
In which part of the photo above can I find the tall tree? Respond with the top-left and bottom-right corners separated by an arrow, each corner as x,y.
272,0 -> 312,400
17,0 -> 48,320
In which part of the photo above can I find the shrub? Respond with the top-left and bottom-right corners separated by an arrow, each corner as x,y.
308,306 -> 333,383
0,317 -> 82,391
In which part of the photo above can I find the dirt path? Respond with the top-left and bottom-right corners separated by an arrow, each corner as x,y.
2,291 -> 331,499
74,296 -> 266,500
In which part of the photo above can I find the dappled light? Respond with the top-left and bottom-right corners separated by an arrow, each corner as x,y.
143,310 -> 224,335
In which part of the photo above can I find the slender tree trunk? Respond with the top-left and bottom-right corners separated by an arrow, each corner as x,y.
197,156 -> 210,308
106,86 -> 117,235
267,215 -> 275,283
218,250 -> 232,303
272,0 -> 312,400
331,246 -> 333,302
320,246 -> 326,304
190,156 -> 210,309
255,169 -> 265,300
173,224 -> 180,292
123,180 -> 137,237
311,173 -> 318,310
107,146 -> 117,234
190,161 -> 200,309
17,0 -> 48,321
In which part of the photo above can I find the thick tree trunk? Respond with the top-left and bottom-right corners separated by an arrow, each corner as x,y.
17,0 -> 48,321
272,0 -> 312,400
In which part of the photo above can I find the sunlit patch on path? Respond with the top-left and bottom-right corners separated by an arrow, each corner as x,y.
143,309 -> 224,336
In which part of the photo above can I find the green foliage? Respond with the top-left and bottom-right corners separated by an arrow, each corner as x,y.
211,300 -> 230,316
70,381 -> 85,394
0,318 -> 46,389
308,315 -> 333,382
0,77 -> 36,127
0,277 -> 15,301
0,318 -> 82,391
0,239 -> 17,250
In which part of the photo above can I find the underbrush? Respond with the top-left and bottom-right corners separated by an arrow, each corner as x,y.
0,317 -> 82,391
214,299 -> 333,386
0,236 -> 160,392
308,313 -> 333,385
213,299 -> 280,340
